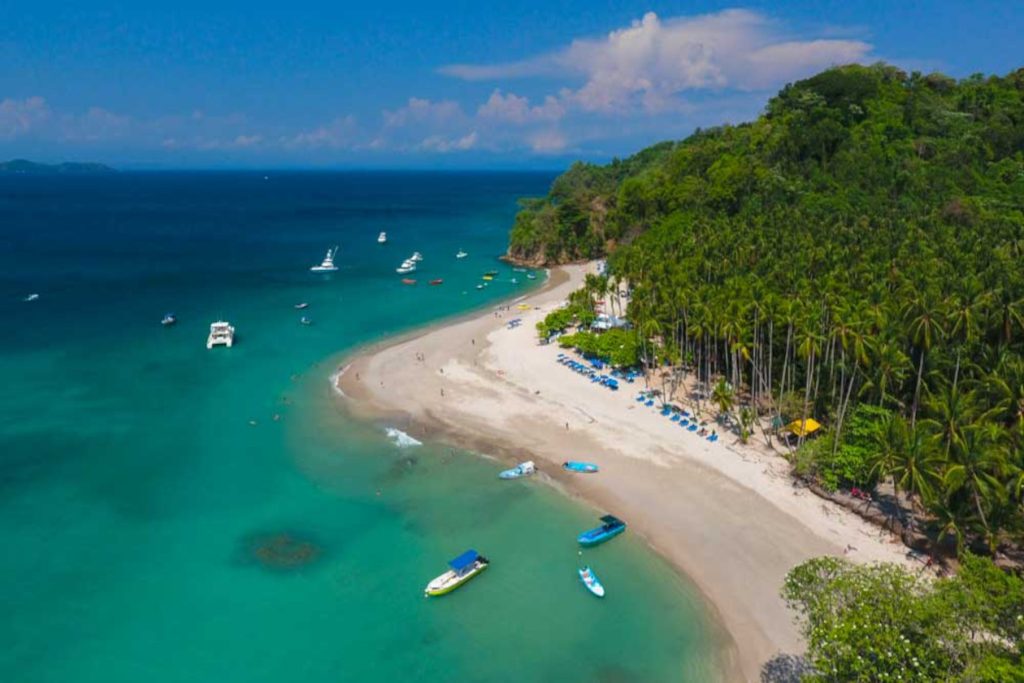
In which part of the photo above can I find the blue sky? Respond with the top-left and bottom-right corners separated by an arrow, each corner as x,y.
1,1 -> 1021,168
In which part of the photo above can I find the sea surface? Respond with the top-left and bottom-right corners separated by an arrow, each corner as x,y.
0,171 -> 720,682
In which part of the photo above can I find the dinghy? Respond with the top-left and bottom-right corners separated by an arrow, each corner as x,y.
562,461 -> 599,474
577,515 -> 627,547
424,549 -> 489,597
578,566 -> 605,597
498,460 -> 535,480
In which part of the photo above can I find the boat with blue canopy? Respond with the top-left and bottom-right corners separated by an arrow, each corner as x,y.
562,461 -> 599,474
577,515 -> 627,547
424,549 -> 490,596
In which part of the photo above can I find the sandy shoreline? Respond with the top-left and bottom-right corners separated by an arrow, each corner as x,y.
336,263 -> 917,682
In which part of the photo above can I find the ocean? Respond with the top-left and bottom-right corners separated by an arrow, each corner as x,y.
0,171 -> 720,682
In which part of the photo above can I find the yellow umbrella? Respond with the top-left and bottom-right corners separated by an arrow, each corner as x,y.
786,418 -> 822,437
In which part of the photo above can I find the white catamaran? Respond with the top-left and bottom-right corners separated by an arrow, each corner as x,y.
206,321 -> 235,349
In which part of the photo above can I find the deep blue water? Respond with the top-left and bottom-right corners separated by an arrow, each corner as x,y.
0,172 -> 719,682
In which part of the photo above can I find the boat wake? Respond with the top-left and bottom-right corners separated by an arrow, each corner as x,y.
385,427 -> 422,448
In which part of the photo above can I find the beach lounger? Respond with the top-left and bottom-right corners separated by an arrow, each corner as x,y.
671,414 -> 680,422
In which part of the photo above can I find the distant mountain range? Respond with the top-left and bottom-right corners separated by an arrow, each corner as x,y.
0,159 -> 116,174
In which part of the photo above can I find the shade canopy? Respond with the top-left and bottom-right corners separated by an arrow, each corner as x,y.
600,515 -> 623,526
787,418 -> 822,436
448,550 -> 479,572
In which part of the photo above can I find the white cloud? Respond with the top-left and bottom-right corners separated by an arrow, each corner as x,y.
441,10 -> 872,113
477,90 -> 565,124
0,96 -> 51,138
419,130 -> 478,153
283,115 -> 357,149
383,97 -> 465,128
526,129 -> 567,153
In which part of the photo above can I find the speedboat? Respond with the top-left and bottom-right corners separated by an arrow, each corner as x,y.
475,284 -> 484,290
484,270 -> 498,277
578,566 -> 605,598
562,461 -> 599,474
482,275 -> 494,281
424,549 -> 489,597
526,273 -> 537,280
577,515 -> 627,547
299,316 -> 312,326
310,246 -> 339,272
429,279 -> 443,285
23,293 -> 39,302
513,267 -> 526,273
456,249 -> 468,259
206,321 -> 235,349
498,460 -> 535,480
401,278 -> 416,285
377,231 -> 387,244
161,313 -> 177,326
294,302 -> 309,310
410,251 -> 423,262
396,259 -> 417,274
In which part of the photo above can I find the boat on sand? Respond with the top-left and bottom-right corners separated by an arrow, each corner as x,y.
562,461 -> 599,473
424,549 -> 489,596
577,515 -> 627,547
578,566 -> 605,597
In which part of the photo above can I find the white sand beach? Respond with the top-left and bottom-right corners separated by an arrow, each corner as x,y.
337,263 -> 918,682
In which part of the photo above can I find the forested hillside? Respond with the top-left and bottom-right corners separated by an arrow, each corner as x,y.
517,63 -> 1024,557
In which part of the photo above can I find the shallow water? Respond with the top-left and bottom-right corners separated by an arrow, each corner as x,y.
0,171 -> 720,682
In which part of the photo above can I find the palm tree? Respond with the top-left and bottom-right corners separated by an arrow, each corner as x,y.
902,293 -> 945,427
943,423 -> 1009,550
711,377 -> 735,421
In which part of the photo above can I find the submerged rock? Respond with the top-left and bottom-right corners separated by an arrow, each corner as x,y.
240,532 -> 322,571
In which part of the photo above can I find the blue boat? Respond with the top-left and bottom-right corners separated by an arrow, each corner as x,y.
562,461 -> 599,474
578,515 -> 626,547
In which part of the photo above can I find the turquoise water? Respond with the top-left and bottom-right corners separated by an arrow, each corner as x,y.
0,172 -> 720,682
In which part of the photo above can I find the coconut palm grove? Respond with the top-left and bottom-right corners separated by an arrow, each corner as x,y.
517,63 -> 1024,678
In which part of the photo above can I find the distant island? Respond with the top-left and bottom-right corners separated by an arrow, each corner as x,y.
0,159 -> 116,174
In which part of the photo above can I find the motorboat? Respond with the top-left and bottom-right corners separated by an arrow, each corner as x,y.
562,461 -> 599,473
396,259 -> 417,274
161,313 -> 177,326
310,246 -> 339,272
498,460 -> 535,480
23,293 -> 39,302
294,302 -> 309,310
577,515 -> 627,547
424,549 -> 489,597
429,279 -> 443,285
456,249 -> 468,259
300,316 -> 313,325
401,278 -> 417,285
526,273 -> 537,280
206,321 -> 235,349
484,270 -> 498,277
475,284 -> 484,290
482,275 -> 494,281
578,566 -> 605,598
378,231 -> 387,244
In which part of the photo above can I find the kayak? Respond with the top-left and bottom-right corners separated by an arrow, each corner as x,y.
562,461 -> 599,473
498,460 -> 536,479
578,566 -> 605,598
577,515 -> 627,547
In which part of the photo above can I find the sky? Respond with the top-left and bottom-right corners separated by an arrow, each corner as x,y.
0,1 -> 1021,169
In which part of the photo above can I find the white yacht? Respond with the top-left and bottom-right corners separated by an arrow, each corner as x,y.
455,249 -> 468,259
377,231 -> 387,244
410,251 -> 423,262
310,246 -> 339,272
396,259 -> 417,274
206,321 -> 235,349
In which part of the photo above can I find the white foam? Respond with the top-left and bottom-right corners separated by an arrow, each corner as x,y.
329,365 -> 349,397
385,427 -> 422,448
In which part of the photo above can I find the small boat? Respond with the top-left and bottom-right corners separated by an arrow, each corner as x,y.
206,321 -> 235,349
294,302 -> 309,310
456,249 -> 468,259
310,246 -> 339,272
578,566 -> 605,598
23,293 -> 39,302
511,278 -> 518,284
562,461 -> 599,474
484,270 -> 498,277
475,284 -> 484,290
300,316 -> 312,325
410,252 -> 423,262
526,273 -> 537,280
577,515 -> 627,547
498,460 -> 535,480
424,549 -> 489,597
396,259 -> 417,274
161,313 -> 177,326
401,278 -> 417,285
377,231 -> 387,244
513,267 -> 526,273
429,279 -> 443,285
482,275 -> 494,281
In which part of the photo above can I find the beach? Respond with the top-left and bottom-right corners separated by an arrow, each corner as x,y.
337,262 -> 918,682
